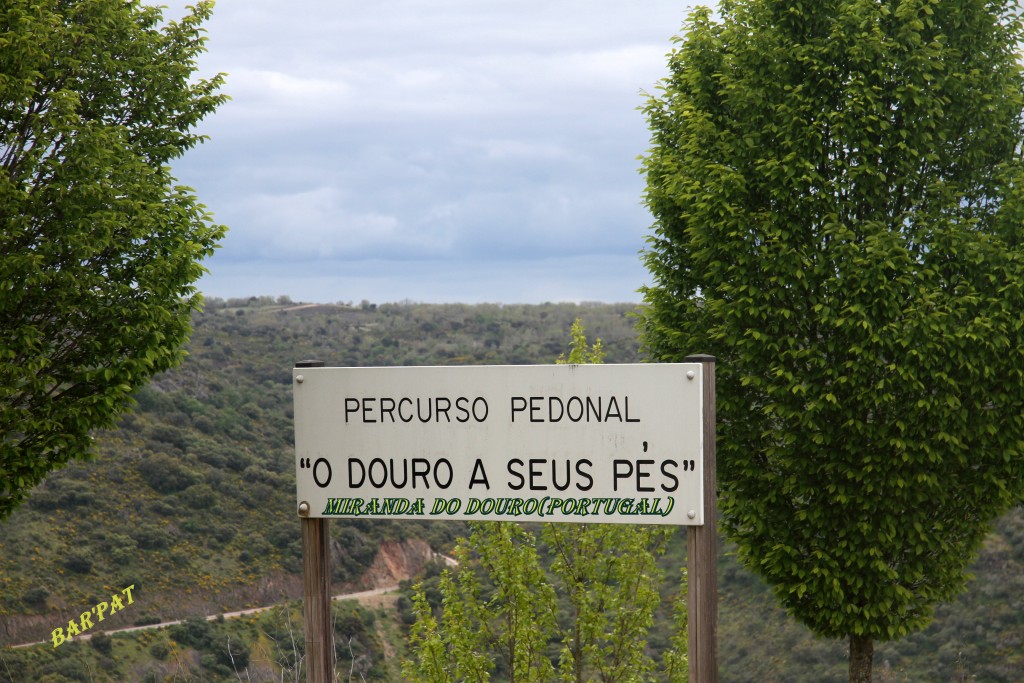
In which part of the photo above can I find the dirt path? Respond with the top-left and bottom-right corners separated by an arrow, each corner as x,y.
278,303 -> 322,312
6,585 -> 401,649
6,548 -> 457,650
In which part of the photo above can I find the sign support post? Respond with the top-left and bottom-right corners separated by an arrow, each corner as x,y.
296,360 -> 334,683
685,354 -> 717,683
301,515 -> 333,683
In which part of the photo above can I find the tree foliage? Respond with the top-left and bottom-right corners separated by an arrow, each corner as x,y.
405,523 -> 558,683
541,523 -> 673,683
550,320 -> 678,683
556,319 -> 606,365
0,0 -> 227,518
639,0 -> 1024,679
404,522 -> 675,683
404,321 -> 679,683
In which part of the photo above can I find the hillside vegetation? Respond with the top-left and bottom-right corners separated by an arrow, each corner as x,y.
0,297 -> 1021,682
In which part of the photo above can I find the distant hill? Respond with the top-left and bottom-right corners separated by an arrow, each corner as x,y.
0,298 -> 644,647
0,297 -> 1021,682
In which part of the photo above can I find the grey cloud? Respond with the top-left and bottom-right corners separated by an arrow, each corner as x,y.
161,0 -> 692,302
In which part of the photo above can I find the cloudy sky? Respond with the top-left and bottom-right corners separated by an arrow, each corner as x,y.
162,1 -> 698,304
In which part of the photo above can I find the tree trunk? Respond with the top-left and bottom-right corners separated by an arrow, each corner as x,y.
849,634 -> 873,683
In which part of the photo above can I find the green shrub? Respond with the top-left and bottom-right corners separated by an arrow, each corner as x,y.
90,631 -> 113,655
138,452 -> 199,493
170,616 -> 213,649
22,585 -> 49,609
62,551 -> 93,574
150,640 -> 170,660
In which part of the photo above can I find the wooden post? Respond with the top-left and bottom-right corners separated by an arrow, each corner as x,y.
296,360 -> 334,683
686,354 -> 717,683
301,517 -> 333,683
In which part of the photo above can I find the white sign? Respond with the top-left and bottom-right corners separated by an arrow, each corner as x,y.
293,364 -> 704,525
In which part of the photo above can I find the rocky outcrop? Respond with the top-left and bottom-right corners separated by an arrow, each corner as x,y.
343,538 -> 436,591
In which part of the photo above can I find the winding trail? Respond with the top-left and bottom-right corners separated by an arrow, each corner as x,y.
6,585 -> 400,650
6,552 -> 457,650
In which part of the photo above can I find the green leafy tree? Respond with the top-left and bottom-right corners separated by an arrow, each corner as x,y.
404,521 -> 674,683
404,522 -> 557,683
0,0 -> 226,518
549,320 -> 676,683
541,523 -> 671,683
404,320 -> 680,683
639,1 -> 1024,681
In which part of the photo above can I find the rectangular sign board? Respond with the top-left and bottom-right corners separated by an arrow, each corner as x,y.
293,363 -> 704,525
